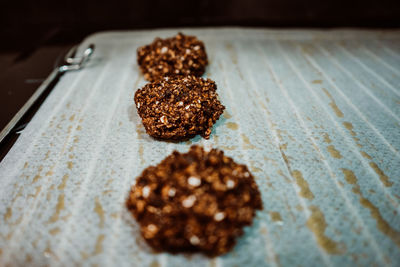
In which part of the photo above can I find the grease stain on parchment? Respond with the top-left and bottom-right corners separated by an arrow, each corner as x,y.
307,206 -> 345,254
44,150 -> 50,160
32,165 -> 44,183
25,253 -> 32,263
270,211 -> 283,222
45,165 -> 55,176
58,174 -> 69,190
241,134 -> 256,149
220,145 -> 237,151
342,121 -> 393,187
341,169 -> 399,247
150,260 -> 160,267
44,242 -> 58,260
49,227 -> 61,235
81,234 -> 105,260
105,178 -> 114,187
139,144 -> 145,165
32,174 -> 42,183
94,197 -> 105,228
251,166 -> 262,173
259,225 -> 281,266
361,151 -> 372,159
94,234 -> 105,255
102,190 -> 113,195
292,170 -> 314,199
343,122 -> 356,136
128,104 -> 138,123
81,251 -> 90,260
323,133 -> 332,144
226,122 -> 239,130
29,186 -> 42,198
223,111 -> 232,119
4,207 -> 12,222
312,80 -> 323,84
322,88 -> 344,118
67,161 -> 73,170
360,198 -> 400,247
341,169 -> 357,185
225,43 -> 244,79
225,43 -> 237,65
277,169 -> 291,183
369,162 -> 393,187
327,145 -> 343,159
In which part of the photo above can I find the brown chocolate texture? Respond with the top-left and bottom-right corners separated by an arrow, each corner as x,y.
137,33 -> 208,82
134,76 -> 225,140
126,145 -> 263,256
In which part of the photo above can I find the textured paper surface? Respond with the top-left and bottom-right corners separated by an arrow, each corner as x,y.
0,28 -> 399,266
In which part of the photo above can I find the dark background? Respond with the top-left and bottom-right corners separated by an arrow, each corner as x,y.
0,0 -> 399,159
1,0 -> 400,50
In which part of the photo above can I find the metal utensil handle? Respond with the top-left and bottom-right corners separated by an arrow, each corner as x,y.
0,44 -> 95,144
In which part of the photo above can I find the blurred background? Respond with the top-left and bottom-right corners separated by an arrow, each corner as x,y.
0,0 -> 399,158
1,0 -> 400,50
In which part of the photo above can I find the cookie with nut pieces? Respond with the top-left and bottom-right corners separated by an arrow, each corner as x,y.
137,33 -> 208,82
134,75 -> 224,140
126,145 -> 263,256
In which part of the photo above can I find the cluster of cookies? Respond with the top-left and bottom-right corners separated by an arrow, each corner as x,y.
127,33 -> 262,256
135,33 -> 224,140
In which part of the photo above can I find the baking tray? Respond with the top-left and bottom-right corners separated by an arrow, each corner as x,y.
0,28 -> 399,266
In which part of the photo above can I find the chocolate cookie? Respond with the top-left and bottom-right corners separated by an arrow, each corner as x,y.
137,33 -> 208,82
134,76 -> 224,140
126,145 -> 263,256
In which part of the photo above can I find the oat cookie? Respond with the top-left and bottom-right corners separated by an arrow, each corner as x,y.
126,145 -> 263,256
134,76 -> 224,140
137,33 -> 208,82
